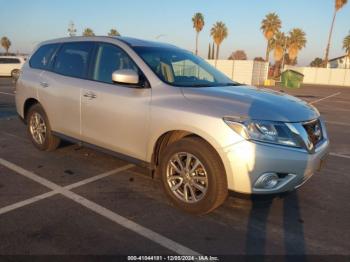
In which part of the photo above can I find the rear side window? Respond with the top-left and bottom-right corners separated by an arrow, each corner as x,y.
53,42 -> 94,79
0,58 -> 21,64
29,44 -> 59,69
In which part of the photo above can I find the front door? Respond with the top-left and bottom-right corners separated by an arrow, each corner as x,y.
81,43 -> 151,161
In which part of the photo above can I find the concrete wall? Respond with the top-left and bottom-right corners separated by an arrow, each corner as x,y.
206,60 -> 269,85
284,65 -> 350,87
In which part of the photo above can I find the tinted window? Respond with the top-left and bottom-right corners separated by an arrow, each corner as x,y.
53,42 -> 94,78
0,58 -> 21,64
30,44 -> 59,69
92,43 -> 139,84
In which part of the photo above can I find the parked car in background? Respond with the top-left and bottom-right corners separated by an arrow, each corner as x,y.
15,36 -> 330,214
0,56 -> 25,78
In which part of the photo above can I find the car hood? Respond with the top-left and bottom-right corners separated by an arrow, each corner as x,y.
181,85 -> 319,122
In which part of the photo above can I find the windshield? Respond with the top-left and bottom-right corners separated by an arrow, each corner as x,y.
133,46 -> 239,87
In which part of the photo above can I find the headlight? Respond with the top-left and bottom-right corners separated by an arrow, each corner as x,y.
223,118 -> 301,148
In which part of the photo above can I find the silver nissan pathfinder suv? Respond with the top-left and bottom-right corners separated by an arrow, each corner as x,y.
15,36 -> 330,214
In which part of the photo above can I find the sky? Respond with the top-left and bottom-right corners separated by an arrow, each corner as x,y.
0,0 -> 349,65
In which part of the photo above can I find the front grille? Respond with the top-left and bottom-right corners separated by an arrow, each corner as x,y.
302,119 -> 323,147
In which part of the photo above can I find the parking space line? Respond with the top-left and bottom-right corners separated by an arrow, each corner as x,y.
0,158 -> 61,190
0,158 -> 200,255
0,191 -> 58,215
63,190 -> 200,255
0,91 -> 15,96
64,164 -> 134,190
309,92 -> 341,105
329,152 -> 350,159
0,164 -> 135,216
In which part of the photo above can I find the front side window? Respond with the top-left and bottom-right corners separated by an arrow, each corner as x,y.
92,43 -> 139,84
53,42 -> 94,78
134,46 -> 237,87
30,44 -> 59,69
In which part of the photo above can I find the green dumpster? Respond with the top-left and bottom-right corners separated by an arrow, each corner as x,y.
281,69 -> 304,88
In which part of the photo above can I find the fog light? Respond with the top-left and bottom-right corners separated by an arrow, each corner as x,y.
254,173 -> 279,189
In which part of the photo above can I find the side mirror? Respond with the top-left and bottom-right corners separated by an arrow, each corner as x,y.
112,69 -> 139,85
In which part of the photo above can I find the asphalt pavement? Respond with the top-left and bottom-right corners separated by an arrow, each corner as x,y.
0,77 -> 349,261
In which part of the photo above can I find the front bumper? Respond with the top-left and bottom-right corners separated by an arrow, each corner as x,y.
220,138 -> 330,194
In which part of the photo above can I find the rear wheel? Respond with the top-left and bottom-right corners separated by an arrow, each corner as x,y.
11,69 -> 20,80
159,137 -> 228,215
26,104 -> 60,151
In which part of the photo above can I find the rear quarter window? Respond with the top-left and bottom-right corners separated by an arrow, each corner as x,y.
29,43 -> 60,70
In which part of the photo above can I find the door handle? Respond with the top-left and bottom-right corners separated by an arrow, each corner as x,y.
83,92 -> 97,99
40,81 -> 49,88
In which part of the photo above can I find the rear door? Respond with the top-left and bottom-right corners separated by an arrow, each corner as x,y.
81,42 -> 151,161
0,58 -> 8,76
39,42 -> 95,138
0,57 -> 21,76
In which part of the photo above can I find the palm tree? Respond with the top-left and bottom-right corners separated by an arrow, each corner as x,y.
343,33 -> 350,69
210,21 -> 228,60
270,31 -> 287,77
260,13 -> 282,63
324,0 -> 348,66
1,36 -> 11,54
288,28 -> 307,65
108,28 -> 120,37
192,13 -> 205,56
82,28 -> 95,37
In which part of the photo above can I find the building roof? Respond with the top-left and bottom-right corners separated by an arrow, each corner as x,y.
329,55 -> 348,62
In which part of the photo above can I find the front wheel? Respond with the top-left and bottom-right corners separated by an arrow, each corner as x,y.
159,137 -> 228,215
26,104 -> 60,151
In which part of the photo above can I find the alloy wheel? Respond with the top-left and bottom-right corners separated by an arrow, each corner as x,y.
166,152 -> 208,203
29,112 -> 47,145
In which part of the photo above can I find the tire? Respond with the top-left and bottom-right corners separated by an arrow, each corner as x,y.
26,104 -> 60,151
11,69 -> 20,80
159,137 -> 228,215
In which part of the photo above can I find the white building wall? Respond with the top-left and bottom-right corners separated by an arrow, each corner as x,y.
284,65 -> 350,86
206,60 -> 269,86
